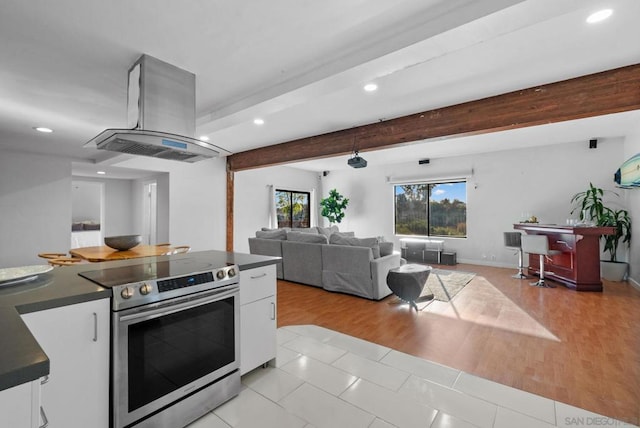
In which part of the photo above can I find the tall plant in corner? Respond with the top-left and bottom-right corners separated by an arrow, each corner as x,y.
320,189 -> 349,224
570,183 -> 631,281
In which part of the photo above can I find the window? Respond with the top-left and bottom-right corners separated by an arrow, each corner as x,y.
394,181 -> 467,237
275,189 -> 311,228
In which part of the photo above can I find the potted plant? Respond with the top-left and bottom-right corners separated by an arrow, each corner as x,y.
320,189 -> 349,225
570,182 -> 632,281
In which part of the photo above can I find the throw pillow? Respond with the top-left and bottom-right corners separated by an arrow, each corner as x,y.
379,242 -> 394,257
329,235 -> 380,258
286,231 -> 328,244
255,229 -> 287,240
316,225 -> 339,237
330,231 -> 355,240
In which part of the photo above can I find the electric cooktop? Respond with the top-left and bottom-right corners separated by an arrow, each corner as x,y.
78,258 -> 216,288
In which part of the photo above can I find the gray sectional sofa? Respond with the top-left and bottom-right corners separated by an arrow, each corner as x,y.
248,227 -> 401,300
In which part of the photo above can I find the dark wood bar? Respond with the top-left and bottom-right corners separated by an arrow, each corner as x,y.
513,224 -> 615,291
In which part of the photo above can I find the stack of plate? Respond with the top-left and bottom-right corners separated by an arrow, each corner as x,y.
0,265 -> 53,288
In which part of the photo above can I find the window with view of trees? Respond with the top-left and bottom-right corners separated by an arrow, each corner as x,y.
394,181 -> 467,237
275,189 -> 311,228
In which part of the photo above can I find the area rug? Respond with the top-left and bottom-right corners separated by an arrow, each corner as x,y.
388,269 -> 476,310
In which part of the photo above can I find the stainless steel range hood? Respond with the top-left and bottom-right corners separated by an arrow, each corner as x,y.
85,55 -> 228,162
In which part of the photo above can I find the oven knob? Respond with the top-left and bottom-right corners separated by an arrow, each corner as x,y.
120,287 -> 134,299
139,283 -> 152,295
216,270 -> 226,280
227,268 -> 236,277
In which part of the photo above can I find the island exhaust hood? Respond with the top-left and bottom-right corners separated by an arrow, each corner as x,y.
85,54 -> 229,162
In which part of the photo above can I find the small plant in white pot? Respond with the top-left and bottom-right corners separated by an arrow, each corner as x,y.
570,183 -> 632,281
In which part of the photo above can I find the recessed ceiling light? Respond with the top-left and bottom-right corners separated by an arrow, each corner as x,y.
586,9 -> 612,23
253,118 -> 265,125
34,127 -> 53,133
364,83 -> 378,92
199,135 -> 210,141
97,171 -> 106,175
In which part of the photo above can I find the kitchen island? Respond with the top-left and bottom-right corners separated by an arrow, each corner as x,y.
0,250 -> 280,428
513,223 -> 615,291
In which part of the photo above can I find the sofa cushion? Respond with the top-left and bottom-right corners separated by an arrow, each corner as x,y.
330,231 -> 355,239
379,242 -> 394,257
329,235 -> 380,258
255,229 -> 288,240
291,227 -> 318,233
261,227 -> 291,232
286,231 -> 329,244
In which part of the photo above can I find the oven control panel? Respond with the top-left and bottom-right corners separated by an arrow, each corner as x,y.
112,265 -> 238,311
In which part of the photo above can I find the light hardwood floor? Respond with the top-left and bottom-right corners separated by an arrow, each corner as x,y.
277,263 -> 640,425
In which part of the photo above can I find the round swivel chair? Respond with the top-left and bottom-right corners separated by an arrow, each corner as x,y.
386,264 -> 433,311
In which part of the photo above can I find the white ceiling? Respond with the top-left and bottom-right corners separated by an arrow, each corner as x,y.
0,0 -> 639,177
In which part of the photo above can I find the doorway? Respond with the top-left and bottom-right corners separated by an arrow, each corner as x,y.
142,181 -> 157,245
71,180 -> 105,248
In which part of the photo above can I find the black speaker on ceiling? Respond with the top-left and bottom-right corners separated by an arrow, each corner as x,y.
589,139 -> 598,149
419,158 -> 430,165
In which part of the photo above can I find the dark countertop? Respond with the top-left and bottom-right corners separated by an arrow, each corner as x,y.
0,250 -> 280,392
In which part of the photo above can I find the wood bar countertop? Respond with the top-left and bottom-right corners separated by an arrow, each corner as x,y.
70,245 -> 183,262
513,223 -> 615,235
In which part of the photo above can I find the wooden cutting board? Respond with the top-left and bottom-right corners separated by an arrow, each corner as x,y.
69,245 -> 179,262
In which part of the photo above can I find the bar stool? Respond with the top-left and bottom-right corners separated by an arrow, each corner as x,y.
521,235 -> 562,288
503,232 -> 526,279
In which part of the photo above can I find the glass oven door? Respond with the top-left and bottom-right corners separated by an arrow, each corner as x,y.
112,286 -> 239,428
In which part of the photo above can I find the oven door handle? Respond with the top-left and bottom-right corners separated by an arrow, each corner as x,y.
118,286 -> 238,323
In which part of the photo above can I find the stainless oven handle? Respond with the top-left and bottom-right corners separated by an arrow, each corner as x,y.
119,286 -> 238,323
93,312 -> 98,342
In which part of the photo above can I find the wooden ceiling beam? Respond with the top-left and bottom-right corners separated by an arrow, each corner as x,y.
227,63 -> 640,172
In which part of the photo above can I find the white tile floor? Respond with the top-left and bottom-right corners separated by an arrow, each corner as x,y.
188,325 -> 637,428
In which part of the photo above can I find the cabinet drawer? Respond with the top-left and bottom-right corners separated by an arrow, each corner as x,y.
240,265 -> 276,305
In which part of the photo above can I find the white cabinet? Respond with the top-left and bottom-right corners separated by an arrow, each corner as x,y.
21,298 -> 110,428
239,264 -> 277,375
0,379 -> 40,428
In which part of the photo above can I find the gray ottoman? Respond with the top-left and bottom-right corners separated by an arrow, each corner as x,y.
386,264 -> 433,311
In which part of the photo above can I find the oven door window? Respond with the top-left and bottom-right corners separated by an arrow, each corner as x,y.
127,296 -> 235,412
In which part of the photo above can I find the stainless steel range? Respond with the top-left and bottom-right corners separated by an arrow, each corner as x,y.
80,258 -> 241,428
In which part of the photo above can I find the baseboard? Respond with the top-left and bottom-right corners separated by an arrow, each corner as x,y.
629,277 -> 640,291
457,258 -> 514,269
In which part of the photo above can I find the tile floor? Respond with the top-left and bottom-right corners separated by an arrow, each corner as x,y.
188,325 -> 637,428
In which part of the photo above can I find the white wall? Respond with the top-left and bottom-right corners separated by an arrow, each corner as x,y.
71,180 -> 101,223
234,165 -> 321,253
71,176 -> 136,236
117,156 -> 227,251
320,138 -> 626,267
0,150 -> 226,268
623,125 -> 640,284
132,173 -> 170,245
0,151 -> 72,268
103,179 -> 134,236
